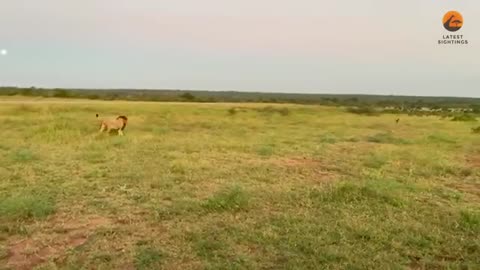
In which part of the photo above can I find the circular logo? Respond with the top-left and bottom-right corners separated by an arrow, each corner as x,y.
443,11 -> 463,32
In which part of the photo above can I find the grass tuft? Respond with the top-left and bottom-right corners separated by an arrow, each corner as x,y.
0,193 -> 55,220
459,210 -> 480,231
202,186 -> 250,212
11,148 -> 37,162
134,245 -> 165,270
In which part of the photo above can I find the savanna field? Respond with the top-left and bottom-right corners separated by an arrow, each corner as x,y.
0,97 -> 479,270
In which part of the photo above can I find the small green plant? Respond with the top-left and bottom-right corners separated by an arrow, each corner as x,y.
472,126 -> 480,134
202,186 -> 249,212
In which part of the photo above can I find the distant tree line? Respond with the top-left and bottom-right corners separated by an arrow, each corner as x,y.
1,87 -> 479,114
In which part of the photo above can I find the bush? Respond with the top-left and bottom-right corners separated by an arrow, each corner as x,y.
228,107 -> 238,115
180,93 -> 195,101
52,89 -> 70,98
451,114 -> 477,122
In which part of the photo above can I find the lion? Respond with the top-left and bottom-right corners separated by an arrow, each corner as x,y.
96,114 -> 128,136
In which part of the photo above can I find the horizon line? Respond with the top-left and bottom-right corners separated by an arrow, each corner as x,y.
1,85 -> 480,99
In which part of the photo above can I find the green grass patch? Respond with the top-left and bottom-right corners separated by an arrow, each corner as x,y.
363,153 -> 388,169
313,180 -> 406,208
11,148 -> 37,162
451,114 -> 477,122
427,133 -> 457,144
202,186 -> 250,212
134,245 -> 165,270
459,210 -> 480,232
0,193 -> 55,220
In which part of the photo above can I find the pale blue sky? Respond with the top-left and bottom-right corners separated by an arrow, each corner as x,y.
0,0 -> 479,97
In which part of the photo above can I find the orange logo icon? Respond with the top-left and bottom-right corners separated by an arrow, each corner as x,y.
443,11 -> 463,32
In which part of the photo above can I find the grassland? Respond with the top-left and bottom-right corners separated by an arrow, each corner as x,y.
0,97 -> 479,270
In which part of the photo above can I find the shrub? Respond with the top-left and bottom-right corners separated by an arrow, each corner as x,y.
180,93 -> 195,101
228,107 -> 238,115
451,114 -> 477,122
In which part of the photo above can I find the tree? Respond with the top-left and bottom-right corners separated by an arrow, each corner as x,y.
180,93 -> 195,101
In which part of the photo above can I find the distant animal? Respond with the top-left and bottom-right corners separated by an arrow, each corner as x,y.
396,118 -> 400,124
96,114 -> 128,136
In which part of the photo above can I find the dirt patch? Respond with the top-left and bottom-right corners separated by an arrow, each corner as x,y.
466,154 -> 480,168
6,215 -> 111,270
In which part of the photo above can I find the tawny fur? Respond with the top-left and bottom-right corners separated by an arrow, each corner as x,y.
96,114 -> 128,136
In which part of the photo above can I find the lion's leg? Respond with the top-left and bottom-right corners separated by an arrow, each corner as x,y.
118,129 -> 124,136
99,124 -> 106,133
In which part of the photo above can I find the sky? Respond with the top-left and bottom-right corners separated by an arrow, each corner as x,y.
0,0 -> 479,97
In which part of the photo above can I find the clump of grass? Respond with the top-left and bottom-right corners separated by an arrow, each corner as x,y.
319,133 -> 337,144
313,181 -> 404,207
228,107 -> 238,115
459,210 -> 480,231
346,106 -> 380,116
366,132 -> 408,144
202,186 -> 250,212
363,154 -> 388,169
188,230 -> 252,268
257,144 -> 275,156
190,232 -> 230,259
256,106 -> 290,116
451,114 -> 477,122
154,200 -> 200,220
134,245 -> 165,270
427,134 -> 456,144
0,193 -> 55,220
11,148 -> 37,162
472,126 -> 480,134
